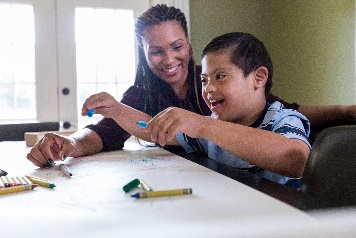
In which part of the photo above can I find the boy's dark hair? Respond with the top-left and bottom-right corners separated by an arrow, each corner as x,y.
133,4 -> 204,115
201,32 -> 273,94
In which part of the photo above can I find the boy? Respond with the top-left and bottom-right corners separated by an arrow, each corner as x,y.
147,32 -> 311,188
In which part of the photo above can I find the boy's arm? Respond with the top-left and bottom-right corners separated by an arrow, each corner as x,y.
199,119 -> 310,178
148,107 -> 310,178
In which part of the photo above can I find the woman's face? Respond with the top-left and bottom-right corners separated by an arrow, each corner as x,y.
142,20 -> 190,87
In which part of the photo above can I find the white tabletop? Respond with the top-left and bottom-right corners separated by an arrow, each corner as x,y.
1,141 -> 355,237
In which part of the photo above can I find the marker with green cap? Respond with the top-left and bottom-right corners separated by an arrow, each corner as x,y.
123,178 -> 140,193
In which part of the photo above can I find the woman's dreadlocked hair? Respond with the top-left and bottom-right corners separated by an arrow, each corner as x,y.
134,4 -> 204,116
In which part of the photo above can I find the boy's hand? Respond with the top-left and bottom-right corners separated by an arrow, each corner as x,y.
147,107 -> 206,146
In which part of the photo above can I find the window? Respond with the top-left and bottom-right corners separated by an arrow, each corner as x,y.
0,0 -> 149,131
0,3 -> 36,121
75,8 -> 135,128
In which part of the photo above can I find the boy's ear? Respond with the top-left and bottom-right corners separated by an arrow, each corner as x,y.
254,66 -> 268,89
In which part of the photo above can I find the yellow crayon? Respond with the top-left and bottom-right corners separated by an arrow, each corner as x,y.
26,177 -> 56,188
22,176 -> 33,185
25,175 -> 49,182
131,188 -> 192,199
0,184 -> 38,195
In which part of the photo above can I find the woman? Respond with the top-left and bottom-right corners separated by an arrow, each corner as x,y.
26,4 -> 356,167
27,4 -> 208,167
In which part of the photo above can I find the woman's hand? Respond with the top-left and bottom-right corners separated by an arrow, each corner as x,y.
26,133 -> 77,167
81,92 -> 122,119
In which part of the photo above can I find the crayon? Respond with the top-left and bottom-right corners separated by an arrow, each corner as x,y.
26,176 -> 56,188
17,176 -> 27,185
140,179 -> 153,191
59,164 -> 72,177
25,175 -> 49,182
131,188 -> 192,199
22,176 -> 33,185
0,178 -> 4,188
0,184 -> 38,195
86,109 -> 95,117
123,179 -> 140,193
1,176 -> 9,187
136,121 -> 147,128
5,176 -> 15,187
12,177 -> 21,186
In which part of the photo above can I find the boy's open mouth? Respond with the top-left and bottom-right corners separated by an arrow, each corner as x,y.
210,99 -> 225,107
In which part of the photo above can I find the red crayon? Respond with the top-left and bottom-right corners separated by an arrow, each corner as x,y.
12,177 -> 22,186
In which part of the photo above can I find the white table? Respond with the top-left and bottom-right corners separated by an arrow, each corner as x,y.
1,141 -> 355,237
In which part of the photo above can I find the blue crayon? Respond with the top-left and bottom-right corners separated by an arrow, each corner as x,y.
136,121 -> 147,128
86,109 -> 95,117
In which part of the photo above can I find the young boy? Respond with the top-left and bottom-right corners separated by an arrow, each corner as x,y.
147,32 -> 311,188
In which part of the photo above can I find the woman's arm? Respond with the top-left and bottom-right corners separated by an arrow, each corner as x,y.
298,105 -> 356,126
267,93 -> 356,126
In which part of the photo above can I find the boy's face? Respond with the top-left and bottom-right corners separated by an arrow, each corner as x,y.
201,51 -> 262,125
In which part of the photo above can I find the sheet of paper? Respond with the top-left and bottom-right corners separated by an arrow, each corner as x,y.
2,141 -> 354,237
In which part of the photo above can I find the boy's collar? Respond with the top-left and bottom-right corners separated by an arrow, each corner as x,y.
250,102 -> 270,128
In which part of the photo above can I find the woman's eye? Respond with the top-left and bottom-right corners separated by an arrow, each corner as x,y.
149,51 -> 161,55
173,45 -> 182,50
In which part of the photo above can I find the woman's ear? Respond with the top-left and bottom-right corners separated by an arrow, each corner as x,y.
254,66 -> 268,89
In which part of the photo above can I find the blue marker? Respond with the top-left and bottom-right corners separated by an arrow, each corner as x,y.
136,121 -> 147,128
86,109 -> 95,117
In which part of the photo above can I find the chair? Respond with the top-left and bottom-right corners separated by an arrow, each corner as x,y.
0,122 -> 60,141
300,125 -> 356,206
308,119 -> 356,145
